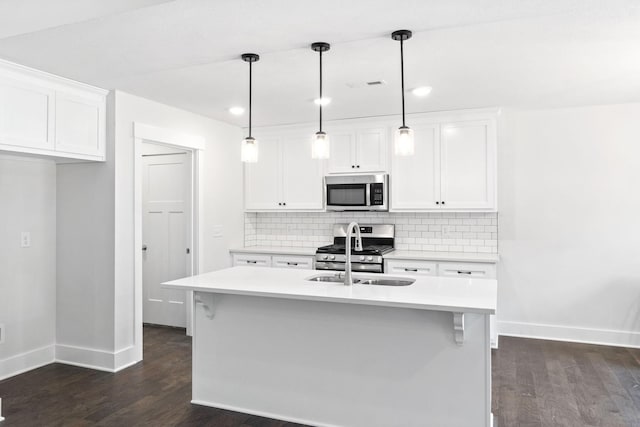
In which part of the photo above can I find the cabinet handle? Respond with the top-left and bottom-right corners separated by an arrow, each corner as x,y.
351,165 -> 355,168
246,260 -> 258,264
457,270 -> 472,275
356,165 -> 360,168
442,201 -> 445,205
286,262 -> 298,266
278,202 -> 282,206
436,201 -> 440,205
404,268 -> 418,272
283,202 -> 286,206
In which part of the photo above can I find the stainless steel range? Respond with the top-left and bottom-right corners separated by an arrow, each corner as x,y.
315,224 -> 394,273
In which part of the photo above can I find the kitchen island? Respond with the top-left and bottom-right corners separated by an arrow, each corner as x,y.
163,266 -> 497,427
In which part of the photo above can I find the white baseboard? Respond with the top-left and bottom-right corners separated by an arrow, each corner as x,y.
498,321 -> 640,349
55,344 -> 140,373
191,399 -> 341,427
0,344 -> 55,381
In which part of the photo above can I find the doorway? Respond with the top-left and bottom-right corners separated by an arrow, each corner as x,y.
141,142 -> 192,328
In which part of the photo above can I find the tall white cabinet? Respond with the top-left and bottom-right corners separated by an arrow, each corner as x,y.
0,59 -> 107,162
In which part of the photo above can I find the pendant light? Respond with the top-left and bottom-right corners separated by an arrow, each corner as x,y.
391,30 -> 414,156
311,42 -> 331,159
240,53 -> 260,163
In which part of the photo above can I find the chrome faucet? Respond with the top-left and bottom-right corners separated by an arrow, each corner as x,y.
344,222 -> 363,286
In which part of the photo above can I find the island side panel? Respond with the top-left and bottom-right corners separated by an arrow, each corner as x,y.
191,291 -> 491,427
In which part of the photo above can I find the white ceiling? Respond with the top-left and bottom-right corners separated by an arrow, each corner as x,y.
1,0 -> 639,127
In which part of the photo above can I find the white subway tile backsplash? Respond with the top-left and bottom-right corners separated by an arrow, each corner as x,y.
244,212 -> 498,253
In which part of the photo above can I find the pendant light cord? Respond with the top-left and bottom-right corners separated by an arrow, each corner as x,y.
400,38 -> 406,127
319,49 -> 323,133
249,60 -> 252,138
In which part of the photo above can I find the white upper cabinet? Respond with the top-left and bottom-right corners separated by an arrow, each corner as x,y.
244,136 -> 281,210
245,131 -> 324,211
440,120 -> 496,210
280,134 -> 324,210
326,132 -> 355,173
55,91 -> 105,158
0,78 -> 54,151
391,123 -> 441,209
0,59 -> 107,161
327,127 -> 387,174
391,115 -> 497,212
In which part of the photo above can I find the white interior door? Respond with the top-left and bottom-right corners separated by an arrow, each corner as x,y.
142,150 -> 192,327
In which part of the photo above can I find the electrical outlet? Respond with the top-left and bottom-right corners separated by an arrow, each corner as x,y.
212,225 -> 223,238
21,232 -> 31,248
442,225 -> 454,239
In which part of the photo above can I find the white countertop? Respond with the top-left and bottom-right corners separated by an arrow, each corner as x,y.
229,246 -> 317,256
385,250 -> 500,263
163,266 -> 496,315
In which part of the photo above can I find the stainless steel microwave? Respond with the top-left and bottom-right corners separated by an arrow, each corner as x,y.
325,174 -> 388,211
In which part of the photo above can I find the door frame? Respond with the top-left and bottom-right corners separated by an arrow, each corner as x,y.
133,122 -> 205,361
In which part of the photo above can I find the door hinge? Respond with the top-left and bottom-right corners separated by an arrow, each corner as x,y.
186,248 -> 190,254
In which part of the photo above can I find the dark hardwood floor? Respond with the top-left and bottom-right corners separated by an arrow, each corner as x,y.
1,326 -> 639,426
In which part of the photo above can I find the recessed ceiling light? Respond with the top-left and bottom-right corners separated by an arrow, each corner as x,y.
411,86 -> 432,97
228,106 -> 245,115
313,97 -> 331,106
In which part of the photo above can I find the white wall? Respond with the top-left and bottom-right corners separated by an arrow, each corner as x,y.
113,91 -> 244,361
498,104 -> 640,347
54,90 -> 243,372
0,155 -> 56,380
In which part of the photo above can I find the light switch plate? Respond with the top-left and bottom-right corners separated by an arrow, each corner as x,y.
21,232 -> 31,248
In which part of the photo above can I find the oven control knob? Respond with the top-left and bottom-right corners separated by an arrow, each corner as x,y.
329,255 -> 335,260
367,256 -> 373,261
322,255 -> 328,260
360,256 -> 365,261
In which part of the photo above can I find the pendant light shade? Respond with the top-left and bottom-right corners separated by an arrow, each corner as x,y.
395,126 -> 414,156
311,42 -> 331,159
392,30 -> 414,156
241,53 -> 259,163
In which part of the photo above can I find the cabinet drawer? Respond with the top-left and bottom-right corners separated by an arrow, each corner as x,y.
272,255 -> 313,270
437,262 -> 496,279
233,254 -> 271,267
385,260 -> 437,276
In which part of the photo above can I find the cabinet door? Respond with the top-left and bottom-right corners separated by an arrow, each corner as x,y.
272,255 -> 314,269
391,124 -> 441,210
244,137 -> 281,210
55,92 -> 104,157
440,120 -> 496,210
280,133 -> 324,210
233,254 -> 271,267
355,128 -> 387,172
327,131 -> 356,173
0,78 -> 54,150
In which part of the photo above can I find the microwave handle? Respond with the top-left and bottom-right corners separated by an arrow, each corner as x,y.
366,184 -> 371,206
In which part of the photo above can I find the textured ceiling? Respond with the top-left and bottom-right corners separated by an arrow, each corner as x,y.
1,0 -> 639,126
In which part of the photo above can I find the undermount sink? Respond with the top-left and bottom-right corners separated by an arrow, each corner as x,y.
305,274 -> 415,287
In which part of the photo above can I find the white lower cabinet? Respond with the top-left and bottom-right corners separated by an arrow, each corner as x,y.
386,259 -> 437,276
272,255 -> 314,270
232,253 -> 272,268
385,258 -> 498,348
232,252 -> 314,270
